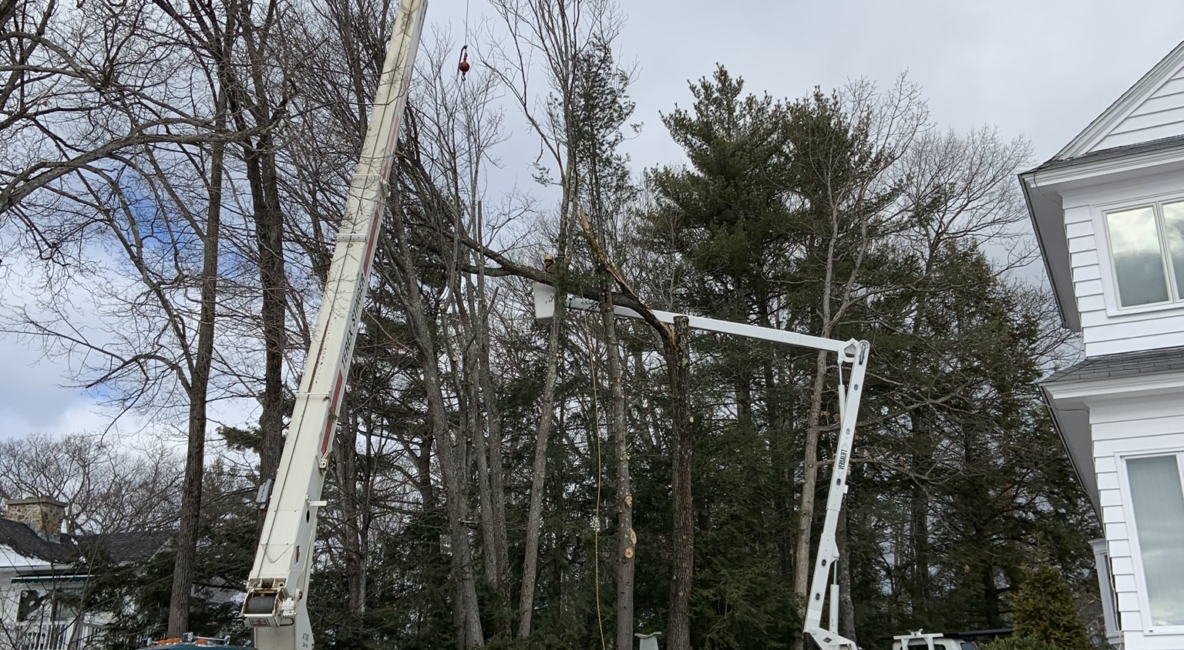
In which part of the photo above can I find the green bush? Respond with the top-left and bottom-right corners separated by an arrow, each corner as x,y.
982,638 -> 1062,650
1010,560 -> 1091,650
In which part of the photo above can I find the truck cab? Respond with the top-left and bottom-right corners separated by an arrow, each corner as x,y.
892,631 -> 978,650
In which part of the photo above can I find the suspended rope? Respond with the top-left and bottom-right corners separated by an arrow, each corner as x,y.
583,314 -> 608,650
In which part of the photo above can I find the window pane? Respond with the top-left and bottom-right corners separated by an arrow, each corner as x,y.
1128,455 -> 1184,626
1162,201 -> 1184,299
1107,207 -> 1169,306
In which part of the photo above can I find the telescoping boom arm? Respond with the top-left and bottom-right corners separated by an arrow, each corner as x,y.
533,284 -> 868,650
801,344 -> 867,650
239,2 -> 427,649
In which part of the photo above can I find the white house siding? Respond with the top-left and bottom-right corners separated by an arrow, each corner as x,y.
0,545 -> 50,626
1090,395 -> 1184,650
1061,179 -> 1184,356
1094,71 -> 1184,152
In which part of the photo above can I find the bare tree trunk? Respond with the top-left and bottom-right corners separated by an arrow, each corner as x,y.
245,135 -> 287,518
793,198 -> 845,650
336,408 -> 365,615
910,410 -> 931,618
793,349 -> 830,650
477,295 -> 511,594
518,161 -> 576,637
467,332 -> 500,588
255,173 -> 287,498
837,506 -> 857,645
517,283 -> 567,638
167,120 -> 225,637
473,202 -> 510,600
216,0 -> 287,507
602,291 -> 635,650
665,315 -> 692,650
388,198 -> 484,647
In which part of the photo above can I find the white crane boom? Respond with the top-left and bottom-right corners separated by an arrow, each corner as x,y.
240,2 -> 427,649
533,283 -> 868,650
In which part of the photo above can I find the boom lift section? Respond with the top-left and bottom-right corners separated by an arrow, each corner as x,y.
533,284 -> 868,650
239,2 -> 427,649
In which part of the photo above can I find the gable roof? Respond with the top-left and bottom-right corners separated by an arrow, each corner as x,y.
1022,40 -> 1184,333
1057,41 -> 1184,160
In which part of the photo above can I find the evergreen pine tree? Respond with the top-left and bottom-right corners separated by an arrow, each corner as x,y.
1011,560 -> 1090,650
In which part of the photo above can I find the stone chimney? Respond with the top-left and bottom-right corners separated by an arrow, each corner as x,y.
4,496 -> 66,541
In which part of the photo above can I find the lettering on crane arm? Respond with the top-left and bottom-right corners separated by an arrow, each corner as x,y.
838,447 -> 849,472
319,373 -> 345,457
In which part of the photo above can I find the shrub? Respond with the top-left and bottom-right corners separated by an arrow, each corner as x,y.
1009,560 -> 1090,650
982,637 -> 1061,650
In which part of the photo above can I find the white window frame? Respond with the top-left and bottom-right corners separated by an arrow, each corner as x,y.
1100,197 -> 1184,312
1119,450 -> 1184,635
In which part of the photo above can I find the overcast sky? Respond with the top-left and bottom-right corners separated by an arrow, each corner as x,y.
3,0 -> 1183,441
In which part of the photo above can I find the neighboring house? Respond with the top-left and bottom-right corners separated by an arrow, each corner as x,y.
1021,41 -> 1184,650
0,497 -> 169,650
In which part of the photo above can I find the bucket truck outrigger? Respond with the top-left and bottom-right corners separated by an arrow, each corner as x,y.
237,2 -> 427,649
530,284 -> 868,650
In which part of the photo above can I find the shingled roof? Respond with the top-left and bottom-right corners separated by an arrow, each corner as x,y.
1034,133 -> 1184,173
76,530 -> 172,564
0,519 -> 171,569
1043,346 -> 1184,384
0,518 -> 76,564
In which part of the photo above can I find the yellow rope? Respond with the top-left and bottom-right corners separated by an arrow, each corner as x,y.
584,314 -> 607,650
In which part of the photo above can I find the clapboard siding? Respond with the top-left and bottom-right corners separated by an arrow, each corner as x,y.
1106,522 -> 1130,542
1130,90 -> 1184,117
1071,249 -> 1099,268
1073,264 -> 1101,282
1088,398 -> 1184,647
1075,278 -> 1104,297
1077,294 -> 1107,313
1097,124 -> 1184,151
1115,574 -> 1139,593
1065,220 -> 1094,239
1066,182 -> 1184,354
1126,634 -> 1184,650
1100,489 -> 1124,507
1094,396 -> 1184,424
1084,315 -> 1184,345
1097,433 -> 1184,457
1088,331 -> 1184,356
1103,505 -> 1127,524
1067,233 -> 1096,253
1046,45 -> 1184,650
1062,207 -> 1113,350
1094,73 -> 1184,153
1111,106 -> 1184,136
1080,304 -> 1184,328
